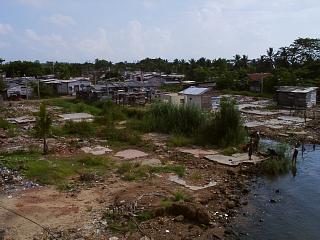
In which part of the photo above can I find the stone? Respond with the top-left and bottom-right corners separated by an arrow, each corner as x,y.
114,149 -> 148,160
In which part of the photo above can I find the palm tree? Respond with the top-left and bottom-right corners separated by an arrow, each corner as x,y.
35,102 -> 52,155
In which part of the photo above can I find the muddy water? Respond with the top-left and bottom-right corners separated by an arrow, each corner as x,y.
236,144 -> 320,240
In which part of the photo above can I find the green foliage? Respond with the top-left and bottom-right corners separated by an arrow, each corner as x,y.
0,118 -> 12,130
150,165 -> 186,177
197,99 -> 246,147
46,99 -> 101,115
136,211 -> 154,221
221,147 -> 238,156
167,135 -> 193,147
173,191 -> 190,202
62,120 -> 95,137
0,150 -> 114,185
34,102 -> 52,137
259,143 -> 291,176
117,162 -> 186,181
143,103 -> 204,136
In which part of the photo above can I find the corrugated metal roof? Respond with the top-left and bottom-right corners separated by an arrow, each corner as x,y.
179,87 -> 210,95
277,86 -> 318,93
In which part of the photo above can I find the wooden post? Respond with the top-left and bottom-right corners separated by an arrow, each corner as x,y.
0,229 -> 5,240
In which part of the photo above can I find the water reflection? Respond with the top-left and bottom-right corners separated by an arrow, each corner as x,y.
236,143 -> 320,240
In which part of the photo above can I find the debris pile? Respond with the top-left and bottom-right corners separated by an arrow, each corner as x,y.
0,166 -> 39,194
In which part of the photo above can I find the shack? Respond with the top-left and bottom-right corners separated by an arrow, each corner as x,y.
248,73 -> 272,93
161,93 -> 184,106
276,86 -> 318,109
57,78 -> 91,95
179,86 -> 212,109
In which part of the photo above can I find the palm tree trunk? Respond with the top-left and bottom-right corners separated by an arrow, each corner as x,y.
43,137 -> 48,155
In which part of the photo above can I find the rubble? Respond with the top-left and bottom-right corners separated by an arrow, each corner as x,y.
0,166 -> 39,194
176,147 -> 218,158
168,174 -> 216,191
58,113 -> 94,122
115,149 -> 149,159
204,153 -> 264,166
81,146 -> 112,155
6,116 -> 36,124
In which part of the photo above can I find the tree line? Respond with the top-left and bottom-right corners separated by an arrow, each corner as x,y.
1,37 -> 320,93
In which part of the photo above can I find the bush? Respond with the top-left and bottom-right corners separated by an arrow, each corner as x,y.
0,118 -> 12,129
259,143 -> 291,176
63,120 -> 95,137
197,99 -> 246,147
143,103 -> 204,136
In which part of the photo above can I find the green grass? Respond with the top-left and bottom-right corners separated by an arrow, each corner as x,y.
136,211 -> 154,221
0,150 -> 114,185
221,90 -> 273,98
167,135 -> 193,147
173,191 -> 190,202
143,102 -> 205,136
259,143 -> 291,176
116,162 -> 186,181
221,146 -> 238,156
45,98 -> 101,115
0,118 -> 13,130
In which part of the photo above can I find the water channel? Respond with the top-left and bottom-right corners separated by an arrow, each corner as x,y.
236,143 -> 320,240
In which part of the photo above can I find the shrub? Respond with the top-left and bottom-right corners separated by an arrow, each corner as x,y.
259,143 -> 291,176
0,118 -> 12,130
197,99 -> 246,147
143,103 -> 204,136
63,120 -> 95,137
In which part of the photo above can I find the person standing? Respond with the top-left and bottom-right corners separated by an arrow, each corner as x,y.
292,144 -> 299,164
248,139 -> 253,160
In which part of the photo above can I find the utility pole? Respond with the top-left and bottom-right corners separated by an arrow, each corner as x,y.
38,79 -> 40,99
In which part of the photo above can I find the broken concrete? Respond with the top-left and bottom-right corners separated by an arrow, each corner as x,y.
132,158 -> 161,166
114,149 -> 148,159
168,174 -> 216,191
205,153 -> 264,166
81,146 -> 112,155
59,113 -> 94,122
278,116 -> 311,123
6,116 -> 36,124
176,148 -> 218,158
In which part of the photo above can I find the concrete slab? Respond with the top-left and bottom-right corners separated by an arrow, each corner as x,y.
59,113 -> 94,122
114,149 -> 148,160
241,109 -> 279,116
132,158 -> 161,166
7,116 -> 36,124
81,146 -> 112,155
168,174 -> 216,191
176,147 -> 218,158
205,153 -> 264,166
278,116 -> 311,123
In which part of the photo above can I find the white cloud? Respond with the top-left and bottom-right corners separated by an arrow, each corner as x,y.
75,28 -> 114,59
17,0 -> 51,7
25,29 -> 66,47
0,24 -> 13,35
47,14 -> 76,27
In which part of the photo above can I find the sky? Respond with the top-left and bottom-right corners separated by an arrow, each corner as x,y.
0,0 -> 320,63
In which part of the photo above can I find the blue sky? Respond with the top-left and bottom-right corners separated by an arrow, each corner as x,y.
1,0 -> 320,63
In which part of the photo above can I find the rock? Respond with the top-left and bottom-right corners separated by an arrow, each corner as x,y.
140,237 -> 150,240
109,237 -> 119,240
169,203 -> 197,219
174,215 -> 184,222
275,189 -> 280,194
196,207 -> 210,225
269,199 -> 277,203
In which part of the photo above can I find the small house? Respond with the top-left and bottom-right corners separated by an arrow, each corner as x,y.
248,73 -> 272,93
161,93 -> 184,106
179,86 -> 212,109
276,86 -> 318,109
57,78 -> 91,95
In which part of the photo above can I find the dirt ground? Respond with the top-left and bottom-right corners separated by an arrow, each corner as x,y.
0,99 -> 282,240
